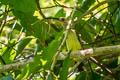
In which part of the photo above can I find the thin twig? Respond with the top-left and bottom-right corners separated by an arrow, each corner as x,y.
8,20 -> 17,41
50,0 -> 78,72
47,0 -> 78,79
0,9 -> 13,17
41,5 -> 85,13
35,0 -> 60,32
68,58 -> 84,73
90,57 -> 118,80
35,0 -> 46,18
0,19 -> 6,35
0,56 -> 6,65
0,41 -> 16,51
41,5 -> 73,9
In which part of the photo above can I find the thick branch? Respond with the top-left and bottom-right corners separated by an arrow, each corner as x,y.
59,45 -> 120,60
0,59 -> 33,73
0,45 -> 120,73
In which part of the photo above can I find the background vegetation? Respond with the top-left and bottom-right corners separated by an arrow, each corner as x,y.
0,0 -> 120,80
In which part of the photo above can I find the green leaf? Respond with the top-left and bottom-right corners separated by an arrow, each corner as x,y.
42,31 -> 63,69
115,8 -> 120,34
29,55 -> 42,73
0,73 -> 13,80
13,23 -> 22,31
78,0 -> 83,5
107,0 -> 117,13
0,0 -> 10,5
84,25 -> 96,37
10,0 -> 37,12
105,57 -> 118,69
73,10 -> 83,19
17,65 -> 29,80
89,72 -> 103,80
118,56 -> 120,65
14,70 -> 21,78
80,0 -> 95,10
13,11 -> 38,34
33,21 -> 50,42
17,56 -> 42,79
48,73 -> 56,80
16,36 -> 33,56
60,51 -> 71,80
75,21 -> 92,42
65,0 -> 70,2
55,8 -> 66,18
66,29 -> 81,51
35,39 -> 44,52
13,11 -> 50,42
75,71 -> 87,80
1,40 -> 16,64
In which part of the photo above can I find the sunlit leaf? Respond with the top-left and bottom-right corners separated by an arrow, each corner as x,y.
1,40 -> 16,64
17,65 -> 29,80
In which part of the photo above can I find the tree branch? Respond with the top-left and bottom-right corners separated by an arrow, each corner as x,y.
0,45 -> 120,73
50,0 -> 78,71
35,0 -> 60,32
90,57 -> 118,80
61,45 -> 120,60
0,59 -> 33,73
35,0 -> 46,18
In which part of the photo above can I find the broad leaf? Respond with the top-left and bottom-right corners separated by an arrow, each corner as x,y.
14,11 -> 50,43
107,0 -> 117,13
55,8 -> 66,18
115,8 -> 120,34
17,65 -> 29,80
60,51 -> 71,80
42,31 -> 63,69
16,36 -> 33,56
0,0 -> 10,4
10,0 -> 37,12
1,40 -> 16,64
0,73 -> 13,80
32,21 -> 50,42
17,56 -> 42,79
29,55 -> 42,73
75,21 -> 92,42
48,73 -> 56,80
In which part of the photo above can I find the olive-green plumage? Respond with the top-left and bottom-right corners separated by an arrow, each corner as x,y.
66,29 -> 81,51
